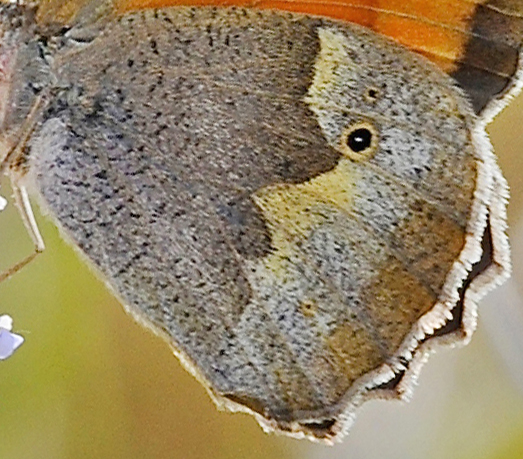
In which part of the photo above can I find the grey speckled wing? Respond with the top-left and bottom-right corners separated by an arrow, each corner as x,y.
0,4 -> 513,443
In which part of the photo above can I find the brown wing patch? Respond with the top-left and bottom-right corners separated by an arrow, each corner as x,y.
31,0 -> 523,115
450,0 -> 523,114
327,321 -> 384,388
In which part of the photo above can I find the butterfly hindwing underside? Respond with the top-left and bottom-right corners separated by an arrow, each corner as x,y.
1,0 -> 521,442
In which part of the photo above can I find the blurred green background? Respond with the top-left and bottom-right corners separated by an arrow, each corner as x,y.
2,69 -> 523,459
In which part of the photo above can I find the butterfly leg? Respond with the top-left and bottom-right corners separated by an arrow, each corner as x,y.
0,97 -> 46,283
0,179 -> 45,283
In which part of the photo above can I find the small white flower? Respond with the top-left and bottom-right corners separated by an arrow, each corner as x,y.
0,314 -> 24,360
0,195 -> 7,212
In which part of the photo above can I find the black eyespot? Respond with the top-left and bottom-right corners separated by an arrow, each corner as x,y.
347,128 -> 372,153
339,122 -> 378,161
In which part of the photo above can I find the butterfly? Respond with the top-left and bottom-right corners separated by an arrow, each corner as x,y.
0,0 -> 521,443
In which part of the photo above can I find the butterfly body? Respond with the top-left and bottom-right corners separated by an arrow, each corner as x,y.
0,1 -> 520,443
